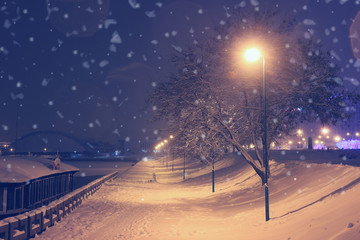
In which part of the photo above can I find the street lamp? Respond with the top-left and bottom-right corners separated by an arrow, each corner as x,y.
244,47 -> 270,221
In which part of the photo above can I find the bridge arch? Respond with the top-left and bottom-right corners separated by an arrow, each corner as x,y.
13,130 -> 95,152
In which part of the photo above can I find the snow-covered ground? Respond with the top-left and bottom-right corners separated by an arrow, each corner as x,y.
35,151 -> 360,240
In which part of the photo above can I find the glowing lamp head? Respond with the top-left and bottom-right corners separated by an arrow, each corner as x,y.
244,48 -> 261,62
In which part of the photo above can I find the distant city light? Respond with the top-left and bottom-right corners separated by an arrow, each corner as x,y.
321,128 -> 329,135
336,140 -> 360,149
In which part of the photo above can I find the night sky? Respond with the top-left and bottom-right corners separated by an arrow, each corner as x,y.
1,0 -> 359,152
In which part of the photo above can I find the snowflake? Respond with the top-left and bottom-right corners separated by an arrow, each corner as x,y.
145,10 -> 156,18
99,60 -> 109,67
82,61 -> 90,69
303,19 -> 316,25
127,51 -> 135,58
129,0 -> 140,9
110,31 -> 122,44
250,0 -> 259,6
56,111 -> 64,119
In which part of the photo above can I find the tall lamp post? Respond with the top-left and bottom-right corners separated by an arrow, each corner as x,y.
244,48 -> 270,221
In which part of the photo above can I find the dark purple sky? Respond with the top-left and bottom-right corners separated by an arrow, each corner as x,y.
0,0 -> 359,151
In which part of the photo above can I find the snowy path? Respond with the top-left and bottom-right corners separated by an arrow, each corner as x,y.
35,154 -> 360,240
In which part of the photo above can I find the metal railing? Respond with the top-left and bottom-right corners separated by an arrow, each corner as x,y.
0,171 -> 118,240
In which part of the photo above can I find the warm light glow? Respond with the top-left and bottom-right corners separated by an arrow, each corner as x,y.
164,140 -> 168,143
297,129 -> 303,135
170,135 -> 174,139
44,148 -> 47,151
302,138 -> 306,141
346,132 -> 350,136
249,144 -> 255,149
288,140 -> 293,144
244,48 -> 261,62
326,136 -> 330,139
315,140 -> 319,144
356,132 -> 360,137
334,136 -> 341,142
10,148 -> 14,152
321,128 -> 329,135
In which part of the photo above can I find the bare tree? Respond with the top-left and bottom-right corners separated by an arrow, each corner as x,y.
149,8 -> 359,184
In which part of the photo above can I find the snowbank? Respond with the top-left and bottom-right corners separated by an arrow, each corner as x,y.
35,151 -> 360,240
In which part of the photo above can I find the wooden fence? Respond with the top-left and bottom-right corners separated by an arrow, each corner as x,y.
0,171 -> 118,240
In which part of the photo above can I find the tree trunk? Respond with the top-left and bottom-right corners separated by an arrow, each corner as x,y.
234,144 -> 267,185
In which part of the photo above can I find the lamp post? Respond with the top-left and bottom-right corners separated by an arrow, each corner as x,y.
244,47 -> 270,221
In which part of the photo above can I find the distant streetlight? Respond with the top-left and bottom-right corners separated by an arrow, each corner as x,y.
321,128 -> 329,135
244,47 -> 269,221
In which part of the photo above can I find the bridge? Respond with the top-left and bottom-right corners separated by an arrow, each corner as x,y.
11,130 -> 114,153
